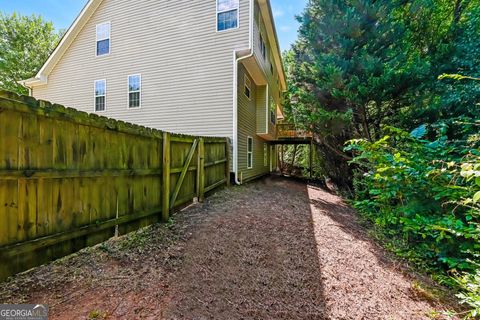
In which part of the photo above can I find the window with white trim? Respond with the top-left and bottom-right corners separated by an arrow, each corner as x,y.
217,0 -> 239,31
247,137 -> 253,169
270,55 -> 274,75
270,97 -> 276,125
264,143 -> 268,166
244,75 -> 251,100
128,75 -> 141,108
259,34 -> 266,60
94,80 -> 106,112
96,22 -> 110,56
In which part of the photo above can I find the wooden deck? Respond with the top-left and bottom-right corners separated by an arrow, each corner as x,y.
273,124 -> 313,145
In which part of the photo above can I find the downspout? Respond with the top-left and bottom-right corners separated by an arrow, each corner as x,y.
17,81 -> 33,96
232,0 -> 254,185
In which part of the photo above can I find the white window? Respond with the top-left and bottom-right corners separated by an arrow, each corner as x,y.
217,0 -> 239,31
270,55 -> 274,75
94,79 -> 106,112
259,34 -> 266,60
264,143 -> 268,166
128,75 -> 141,108
270,97 -> 276,125
244,75 -> 251,100
247,136 -> 253,169
96,22 -> 110,56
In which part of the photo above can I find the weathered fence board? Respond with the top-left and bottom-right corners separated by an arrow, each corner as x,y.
0,90 -> 229,281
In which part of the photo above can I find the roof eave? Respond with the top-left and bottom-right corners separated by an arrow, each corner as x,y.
18,76 -> 48,88
34,0 -> 103,81
258,0 -> 288,92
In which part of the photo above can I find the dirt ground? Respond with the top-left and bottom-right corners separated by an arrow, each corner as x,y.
0,176 -> 459,319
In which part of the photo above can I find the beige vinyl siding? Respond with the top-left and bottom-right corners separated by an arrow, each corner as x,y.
33,0 -> 250,138
237,64 -> 270,181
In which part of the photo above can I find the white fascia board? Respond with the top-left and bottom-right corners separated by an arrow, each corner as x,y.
27,0 -> 104,86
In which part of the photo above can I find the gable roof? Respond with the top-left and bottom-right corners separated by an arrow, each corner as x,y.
22,0 -> 287,91
21,0 -> 104,87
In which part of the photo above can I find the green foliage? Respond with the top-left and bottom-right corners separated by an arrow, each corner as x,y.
347,123 -> 480,315
284,0 -> 480,187
0,12 -> 61,94
455,270 -> 480,318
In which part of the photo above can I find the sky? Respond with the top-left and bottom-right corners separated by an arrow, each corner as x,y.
0,0 -> 307,51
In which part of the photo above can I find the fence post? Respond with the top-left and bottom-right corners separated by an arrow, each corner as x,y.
162,132 -> 171,222
225,139 -> 231,186
197,138 -> 205,202
309,140 -> 313,178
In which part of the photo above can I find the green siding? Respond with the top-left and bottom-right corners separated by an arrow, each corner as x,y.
237,64 -> 270,182
256,85 -> 267,134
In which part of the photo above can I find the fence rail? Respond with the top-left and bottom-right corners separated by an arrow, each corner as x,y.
0,90 -> 229,281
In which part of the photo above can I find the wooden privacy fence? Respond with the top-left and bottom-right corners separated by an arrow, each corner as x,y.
0,90 -> 230,281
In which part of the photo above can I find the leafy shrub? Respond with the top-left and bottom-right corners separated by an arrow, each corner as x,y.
455,269 -> 480,318
346,124 -> 480,314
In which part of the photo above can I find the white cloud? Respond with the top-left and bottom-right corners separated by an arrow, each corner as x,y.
279,25 -> 292,32
272,7 -> 285,18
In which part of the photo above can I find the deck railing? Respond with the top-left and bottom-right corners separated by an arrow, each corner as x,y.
276,124 -> 313,140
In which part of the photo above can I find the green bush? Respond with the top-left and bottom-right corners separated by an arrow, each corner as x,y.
346,124 -> 480,315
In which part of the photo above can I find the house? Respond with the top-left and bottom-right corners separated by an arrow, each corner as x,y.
21,0 -> 290,184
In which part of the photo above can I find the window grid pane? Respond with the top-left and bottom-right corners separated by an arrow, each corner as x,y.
260,35 -> 266,60
97,39 -> 110,56
270,99 -> 276,125
129,92 -> 140,108
217,10 -> 238,31
128,75 -> 141,108
95,80 -> 105,96
96,22 -> 110,56
96,23 -> 110,40
128,75 -> 141,92
95,96 -> 105,112
270,110 -> 276,125
244,76 -> 251,99
95,80 -> 106,111
217,0 -> 239,12
244,86 -> 250,99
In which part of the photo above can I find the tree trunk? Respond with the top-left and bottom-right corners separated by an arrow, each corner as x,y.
454,0 -> 464,24
280,145 -> 284,172
290,145 -> 298,175
359,105 -> 373,142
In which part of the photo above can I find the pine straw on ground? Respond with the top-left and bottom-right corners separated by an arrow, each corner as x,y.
0,176 -> 459,319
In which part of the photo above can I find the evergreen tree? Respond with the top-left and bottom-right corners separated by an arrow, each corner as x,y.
285,0 -> 479,186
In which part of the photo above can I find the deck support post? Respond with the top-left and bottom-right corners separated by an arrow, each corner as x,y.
309,141 -> 313,178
